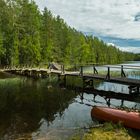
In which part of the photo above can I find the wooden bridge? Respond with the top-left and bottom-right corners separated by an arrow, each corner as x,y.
1,64 -> 140,95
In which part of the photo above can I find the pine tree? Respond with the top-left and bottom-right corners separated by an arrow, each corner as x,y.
17,0 -> 41,65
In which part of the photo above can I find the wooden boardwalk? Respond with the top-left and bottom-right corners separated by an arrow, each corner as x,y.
1,66 -> 140,86
1,64 -> 140,94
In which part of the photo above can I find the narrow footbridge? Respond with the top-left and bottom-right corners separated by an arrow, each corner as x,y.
1,64 -> 140,94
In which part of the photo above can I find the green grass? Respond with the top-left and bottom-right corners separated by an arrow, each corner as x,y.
71,123 -> 138,140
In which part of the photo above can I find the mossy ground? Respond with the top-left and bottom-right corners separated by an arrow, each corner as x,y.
71,123 -> 139,140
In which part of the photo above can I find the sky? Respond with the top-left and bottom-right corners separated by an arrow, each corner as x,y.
35,0 -> 140,53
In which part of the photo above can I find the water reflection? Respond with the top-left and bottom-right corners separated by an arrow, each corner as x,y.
0,61 -> 140,139
0,74 -> 78,139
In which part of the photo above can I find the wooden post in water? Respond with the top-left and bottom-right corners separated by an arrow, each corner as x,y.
121,99 -> 124,107
64,75 -> 66,86
137,87 -> 140,95
80,92 -> 84,103
107,98 -> 111,107
82,77 -> 86,88
93,94 -> 96,101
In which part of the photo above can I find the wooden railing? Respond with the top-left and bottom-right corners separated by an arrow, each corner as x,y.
79,64 -> 140,80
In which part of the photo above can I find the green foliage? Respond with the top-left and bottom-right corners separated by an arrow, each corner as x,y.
0,0 -> 136,67
0,29 -> 5,65
134,54 -> 140,61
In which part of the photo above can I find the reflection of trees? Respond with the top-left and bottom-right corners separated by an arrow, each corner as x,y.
0,78 -> 77,139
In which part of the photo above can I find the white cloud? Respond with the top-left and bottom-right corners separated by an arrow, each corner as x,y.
119,47 -> 140,53
35,0 -> 140,40
107,43 -> 116,46
107,43 -> 140,53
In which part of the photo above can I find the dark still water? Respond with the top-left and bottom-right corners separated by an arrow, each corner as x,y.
0,74 -> 92,140
0,62 -> 140,140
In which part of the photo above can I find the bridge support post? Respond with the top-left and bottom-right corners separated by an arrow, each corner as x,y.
93,94 -> 96,101
137,87 -> 140,94
79,66 -> 83,77
41,71 -> 48,78
106,67 -> 110,80
80,92 -> 84,103
120,100 -> 124,107
64,75 -> 66,87
82,77 -> 86,88
61,65 -> 65,74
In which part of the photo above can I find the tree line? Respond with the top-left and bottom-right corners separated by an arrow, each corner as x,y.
0,0 -> 136,67
134,54 -> 140,61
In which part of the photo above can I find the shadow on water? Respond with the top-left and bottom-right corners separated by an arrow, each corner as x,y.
0,72 -> 15,79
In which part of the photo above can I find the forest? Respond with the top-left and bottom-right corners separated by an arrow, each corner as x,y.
0,0 -> 137,67
134,54 -> 140,61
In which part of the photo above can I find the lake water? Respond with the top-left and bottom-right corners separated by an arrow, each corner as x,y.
0,62 -> 140,140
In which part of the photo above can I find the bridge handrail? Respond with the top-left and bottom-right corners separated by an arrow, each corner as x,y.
93,65 -> 140,70
118,64 -> 140,69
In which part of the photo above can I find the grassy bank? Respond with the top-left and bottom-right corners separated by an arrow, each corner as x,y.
71,123 -> 139,140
